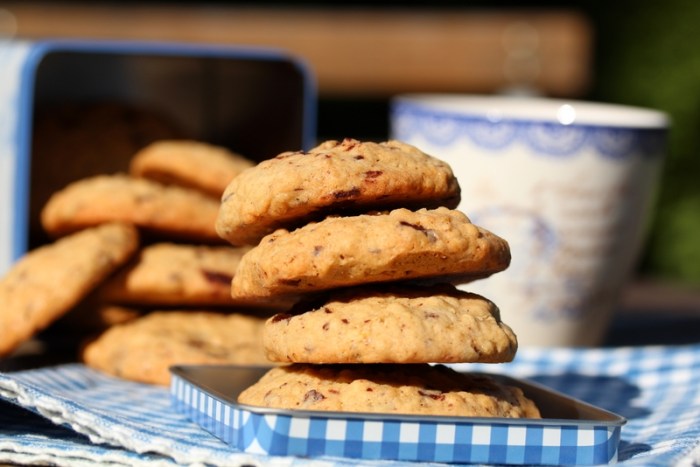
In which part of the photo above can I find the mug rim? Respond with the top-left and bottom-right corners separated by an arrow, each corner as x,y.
393,94 -> 670,129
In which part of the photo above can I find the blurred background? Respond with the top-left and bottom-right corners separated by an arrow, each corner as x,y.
2,0 -> 700,299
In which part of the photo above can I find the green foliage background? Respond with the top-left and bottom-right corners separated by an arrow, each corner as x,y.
588,0 -> 700,282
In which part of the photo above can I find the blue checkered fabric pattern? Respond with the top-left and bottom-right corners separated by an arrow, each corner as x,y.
2,344 -> 700,466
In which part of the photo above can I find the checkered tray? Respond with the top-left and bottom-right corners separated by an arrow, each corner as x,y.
170,365 -> 626,465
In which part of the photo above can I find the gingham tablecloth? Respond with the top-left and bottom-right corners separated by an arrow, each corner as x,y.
1,344 -> 700,466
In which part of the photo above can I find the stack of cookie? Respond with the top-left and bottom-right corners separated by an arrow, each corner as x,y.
215,138 -> 540,418
0,139 -> 275,385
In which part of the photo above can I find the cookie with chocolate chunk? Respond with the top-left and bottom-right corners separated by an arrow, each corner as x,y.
216,138 -> 461,245
238,363 -> 541,418
0,223 -> 139,356
82,311 -> 268,385
98,243 -> 251,306
264,284 -> 517,364
231,207 -> 510,300
130,140 -> 255,198
41,174 -> 222,243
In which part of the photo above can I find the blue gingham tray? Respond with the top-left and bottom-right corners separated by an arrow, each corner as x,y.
2,344 -> 700,466
171,365 -> 624,465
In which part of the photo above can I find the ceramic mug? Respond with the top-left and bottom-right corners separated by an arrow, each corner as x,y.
391,94 -> 669,346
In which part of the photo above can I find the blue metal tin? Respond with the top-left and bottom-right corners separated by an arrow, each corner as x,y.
171,365 -> 625,465
0,39 -> 316,274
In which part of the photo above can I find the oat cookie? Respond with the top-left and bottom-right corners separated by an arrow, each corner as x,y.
264,284 -> 517,364
82,311 -> 268,385
0,223 -> 139,356
41,174 -> 222,243
98,243 -> 252,306
231,207 -> 510,299
238,363 -> 541,418
130,140 -> 255,198
216,138 -> 461,245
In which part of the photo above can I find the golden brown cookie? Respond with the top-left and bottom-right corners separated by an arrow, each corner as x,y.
231,207 -> 510,300
216,138 -> 461,245
263,284 -> 517,364
238,363 -> 541,418
98,243 -> 252,306
0,223 -> 139,356
40,174 -> 222,243
129,140 -> 255,198
82,311 -> 268,386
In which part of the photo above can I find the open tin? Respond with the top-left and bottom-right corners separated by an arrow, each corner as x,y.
171,365 -> 625,465
0,39 -> 316,274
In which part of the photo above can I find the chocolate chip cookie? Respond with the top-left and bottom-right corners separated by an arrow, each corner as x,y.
238,363 -> 541,418
216,138 -> 461,245
130,140 -> 255,198
82,311 -> 268,385
41,174 -> 222,243
0,223 -> 139,356
231,207 -> 510,300
263,284 -> 517,364
98,243 -> 251,306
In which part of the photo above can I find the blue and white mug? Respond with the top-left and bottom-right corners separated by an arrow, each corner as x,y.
391,94 -> 669,346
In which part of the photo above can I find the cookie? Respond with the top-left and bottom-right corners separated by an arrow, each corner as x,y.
98,243 -> 252,306
263,284 -> 517,364
238,363 -> 541,418
82,311 -> 268,386
0,223 -> 139,356
216,138 -> 461,245
231,207 -> 510,300
40,174 -> 222,243
129,140 -> 255,198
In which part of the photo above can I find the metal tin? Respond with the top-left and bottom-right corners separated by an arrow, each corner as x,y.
170,365 -> 625,465
0,39 -> 316,274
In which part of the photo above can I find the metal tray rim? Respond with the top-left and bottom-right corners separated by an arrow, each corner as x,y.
170,364 -> 626,427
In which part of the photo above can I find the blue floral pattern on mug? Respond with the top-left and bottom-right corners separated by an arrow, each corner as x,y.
391,102 -> 666,160
523,122 -> 589,156
464,119 -> 520,150
420,113 -> 463,146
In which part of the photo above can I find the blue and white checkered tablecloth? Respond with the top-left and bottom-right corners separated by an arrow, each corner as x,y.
1,344 -> 700,466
